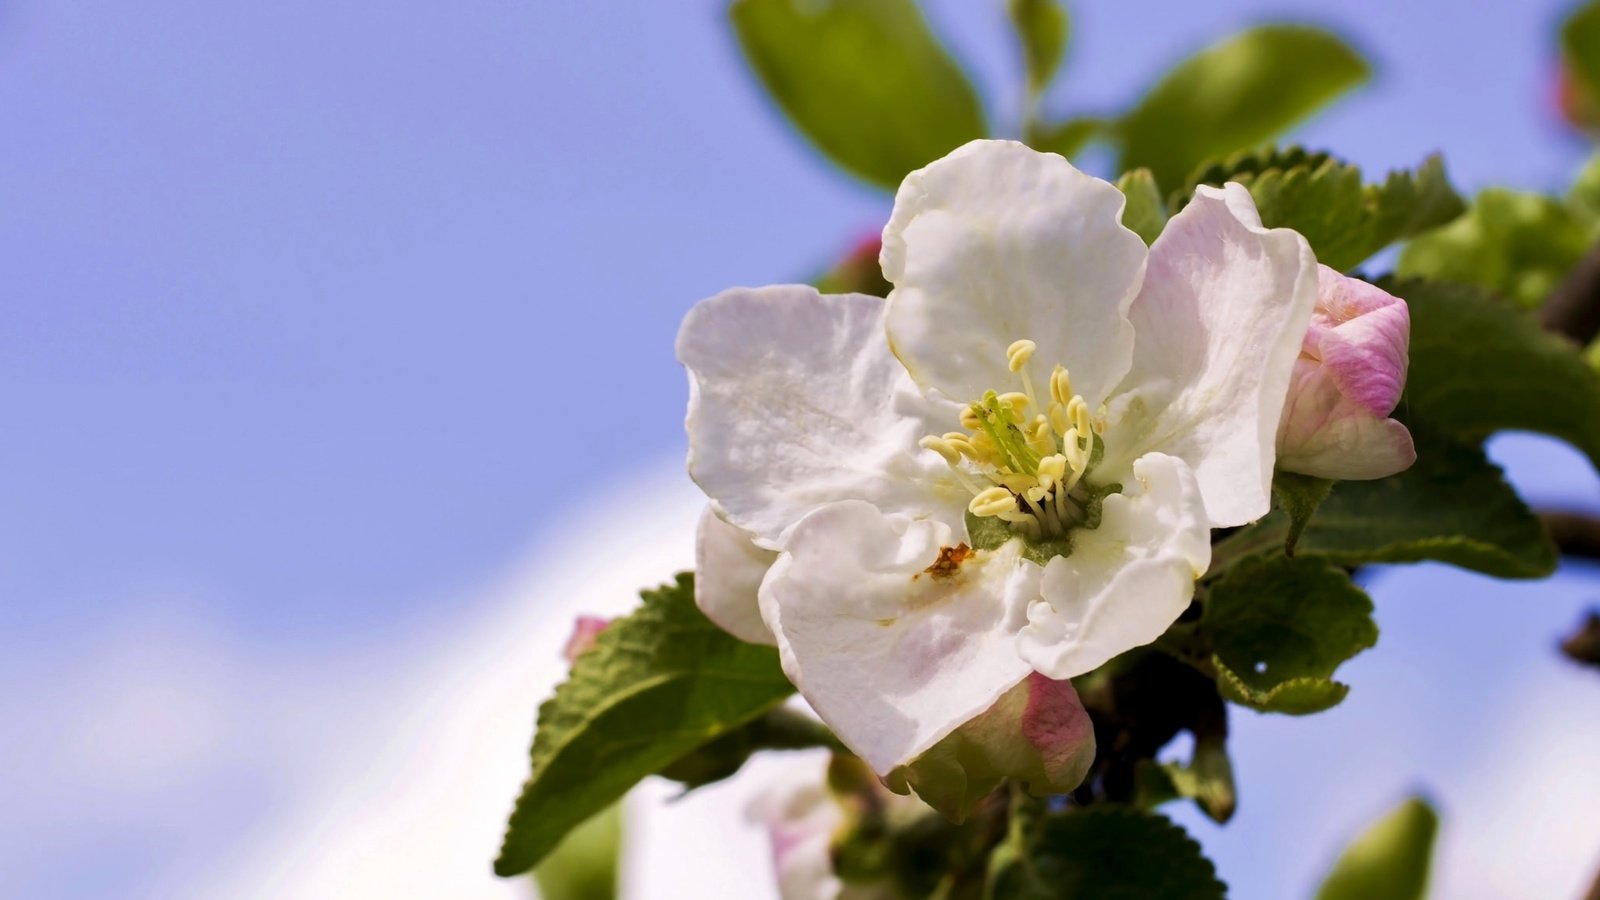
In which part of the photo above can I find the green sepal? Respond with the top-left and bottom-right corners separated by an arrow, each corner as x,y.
1115,168 -> 1167,244
1273,471 -> 1333,556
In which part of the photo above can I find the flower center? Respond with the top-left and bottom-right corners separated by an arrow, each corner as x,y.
919,339 -> 1117,544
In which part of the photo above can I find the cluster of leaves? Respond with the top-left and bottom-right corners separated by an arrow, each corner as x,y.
728,0 -> 1370,193
498,2 -> 1600,897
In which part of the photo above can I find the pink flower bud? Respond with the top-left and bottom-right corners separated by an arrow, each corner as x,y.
561,615 -> 610,665
1276,266 -> 1416,481
890,672 -> 1095,820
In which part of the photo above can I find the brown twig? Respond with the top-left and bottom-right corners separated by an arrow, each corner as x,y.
1539,510 -> 1600,563
1540,241 -> 1600,346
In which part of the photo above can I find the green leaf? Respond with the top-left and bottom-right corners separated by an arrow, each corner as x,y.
1027,116 -> 1104,160
1397,189 -> 1597,309
1133,734 -> 1237,824
1203,556 -> 1377,715
987,807 -> 1226,899
1118,25 -> 1369,187
730,0 -> 987,190
533,804 -> 622,900
1393,277 -> 1600,469
495,574 -> 795,876
1273,471 -> 1333,556
1564,1 -> 1600,101
1215,427 -> 1556,580
1183,149 -> 1464,271
1008,0 -> 1068,94
1315,796 -> 1439,900
1114,168 -> 1166,244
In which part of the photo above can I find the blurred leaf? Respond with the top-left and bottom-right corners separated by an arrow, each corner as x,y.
1134,734 -> 1237,824
1114,168 -> 1166,244
1564,1 -> 1600,101
496,574 -> 795,876
987,807 -> 1226,899
1315,797 -> 1439,900
1118,25 -> 1369,187
658,706 -> 841,790
1273,471 -> 1333,556
1398,189 -> 1596,308
1185,148 -> 1464,271
731,0 -> 987,190
1213,426 -> 1556,579
1027,116 -> 1104,159
1008,0 -> 1069,93
1568,152 -> 1600,225
1204,556 -> 1377,715
1394,277 -> 1600,470
534,804 -> 622,900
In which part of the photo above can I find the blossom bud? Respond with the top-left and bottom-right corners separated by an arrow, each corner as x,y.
1276,266 -> 1416,481
560,615 -> 610,665
888,672 -> 1096,821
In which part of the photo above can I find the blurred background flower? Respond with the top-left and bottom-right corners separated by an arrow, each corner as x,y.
2,1 -> 1598,898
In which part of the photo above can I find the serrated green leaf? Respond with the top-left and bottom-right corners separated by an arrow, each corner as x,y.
1397,189 -> 1597,309
1273,471 -> 1333,556
1118,25 -> 1369,187
1027,116 -> 1104,160
1315,796 -> 1439,900
730,0 -> 986,190
987,806 -> 1226,899
1215,427 -> 1556,579
495,574 -> 795,876
1114,168 -> 1166,244
1183,150 -> 1464,271
1008,0 -> 1068,94
1203,556 -> 1376,715
1392,277 -> 1600,469
533,804 -> 622,900
1564,1 -> 1600,101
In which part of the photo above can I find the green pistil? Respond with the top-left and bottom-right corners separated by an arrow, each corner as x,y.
975,391 -> 1040,475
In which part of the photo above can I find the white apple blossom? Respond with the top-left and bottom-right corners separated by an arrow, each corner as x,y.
680,140 -> 1318,790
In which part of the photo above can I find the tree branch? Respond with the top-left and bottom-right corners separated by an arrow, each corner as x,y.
1539,241 -> 1600,346
1539,510 -> 1600,563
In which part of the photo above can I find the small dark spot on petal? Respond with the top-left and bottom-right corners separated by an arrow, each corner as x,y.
924,543 -> 975,579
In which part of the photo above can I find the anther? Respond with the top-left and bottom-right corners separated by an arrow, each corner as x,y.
919,435 -> 962,467
1049,365 -> 1072,406
969,487 -> 1018,518
1006,340 -> 1037,373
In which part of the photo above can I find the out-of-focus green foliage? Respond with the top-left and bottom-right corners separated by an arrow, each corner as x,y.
1185,147 -> 1465,271
496,574 -> 795,876
987,807 -> 1226,899
730,0 -> 986,190
533,804 -> 622,900
1008,0 -> 1069,97
1117,26 -> 1369,186
1315,797 -> 1439,900
1564,0 -> 1600,102
1399,187 -> 1599,309
1203,555 -> 1377,715
1396,278 -> 1600,470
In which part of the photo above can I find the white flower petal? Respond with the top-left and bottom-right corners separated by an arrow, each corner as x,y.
760,500 -> 1036,776
1100,183 -> 1318,527
1020,453 -> 1210,679
678,285 -> 966,546
881,140 -> 1148,408
694,506 -> 778,645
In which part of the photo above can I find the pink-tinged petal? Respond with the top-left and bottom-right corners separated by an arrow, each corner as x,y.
1099,183 -> 1319,527
561,615 -> 610,665
759,500 -> 1036,778
890,672 -> 1095,819
1277,268 -> 1416,480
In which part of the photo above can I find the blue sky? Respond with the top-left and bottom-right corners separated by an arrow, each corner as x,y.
3,0 -> 1599,897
